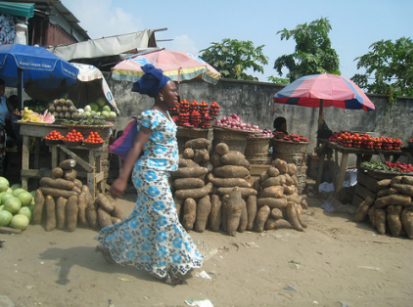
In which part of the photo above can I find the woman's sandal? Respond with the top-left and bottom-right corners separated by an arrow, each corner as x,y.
151,273 -> 182,285
95,245 -> 116,264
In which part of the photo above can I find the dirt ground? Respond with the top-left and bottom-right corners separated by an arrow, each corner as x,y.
1,187 -> 413,307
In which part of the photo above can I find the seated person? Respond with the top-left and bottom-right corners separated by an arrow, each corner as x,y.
273,116 -> 288,134
5,95 -> 22,148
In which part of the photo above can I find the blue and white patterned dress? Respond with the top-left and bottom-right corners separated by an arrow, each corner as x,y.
96,110 -> 203,277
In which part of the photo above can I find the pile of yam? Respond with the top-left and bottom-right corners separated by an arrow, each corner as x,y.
255,158 -> 308,232
171,138 -> 212,232
32,159 -> 125,232
354,175 -> 413,238
207,142 -> 256,236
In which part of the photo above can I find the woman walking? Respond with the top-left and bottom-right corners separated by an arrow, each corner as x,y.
95,64 -> 202,285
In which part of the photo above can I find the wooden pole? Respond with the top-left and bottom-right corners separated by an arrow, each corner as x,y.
18,68 -> 23,110
318,99 -> 324,130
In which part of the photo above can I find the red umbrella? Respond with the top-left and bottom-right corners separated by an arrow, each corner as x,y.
273,73 -> 375,128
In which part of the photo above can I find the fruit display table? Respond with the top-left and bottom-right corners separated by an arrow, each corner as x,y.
315,139 -> 404,197
17,122 -> 106,198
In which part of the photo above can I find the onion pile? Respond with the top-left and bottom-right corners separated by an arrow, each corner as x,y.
216,114 -> 272,137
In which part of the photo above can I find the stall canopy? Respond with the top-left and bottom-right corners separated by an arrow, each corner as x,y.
49,29 -> 154,62
0,1 -> 34,18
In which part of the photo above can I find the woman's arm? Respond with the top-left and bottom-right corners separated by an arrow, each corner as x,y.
110,126 -> 152,198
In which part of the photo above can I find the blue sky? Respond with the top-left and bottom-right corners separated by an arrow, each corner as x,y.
62,0 -> 412,82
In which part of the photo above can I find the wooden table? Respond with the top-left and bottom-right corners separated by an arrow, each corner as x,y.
17,122 -> 106,198
316,139 -> 403,197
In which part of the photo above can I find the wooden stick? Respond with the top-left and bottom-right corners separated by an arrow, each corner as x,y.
0,226 -> 22,234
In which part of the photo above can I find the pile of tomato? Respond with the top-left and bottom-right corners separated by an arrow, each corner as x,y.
273,132 -> 310,142
64,129 -> 84,142
44,130 -> 64,140
385,161 -> 413,173
329,132 -> 402,150
85,132 -> 104,144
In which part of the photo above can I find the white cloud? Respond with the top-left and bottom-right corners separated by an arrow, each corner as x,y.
63,0 -> 142,39
165,35 -> 198,55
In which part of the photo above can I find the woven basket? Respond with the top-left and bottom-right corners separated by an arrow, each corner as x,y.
245,137 -> 271,165
272,139 -> 310,155
212,127 -> 252,154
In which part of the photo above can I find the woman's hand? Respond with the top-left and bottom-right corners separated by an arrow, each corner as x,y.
110,178 -> 127,199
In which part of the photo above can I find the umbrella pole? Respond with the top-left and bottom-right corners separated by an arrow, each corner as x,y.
318,99 -> 324,130
18,68 -> 23,110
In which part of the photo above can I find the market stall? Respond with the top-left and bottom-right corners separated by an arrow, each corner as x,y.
315,136 -> 412,198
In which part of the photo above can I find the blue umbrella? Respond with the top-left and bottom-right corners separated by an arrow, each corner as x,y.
0,44 -> 79,108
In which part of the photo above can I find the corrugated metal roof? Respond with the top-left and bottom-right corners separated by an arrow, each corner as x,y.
4,0 -> 89,41
0,1 -> 35,18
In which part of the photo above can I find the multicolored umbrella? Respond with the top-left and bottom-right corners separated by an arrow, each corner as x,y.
111,49 -> 221,84
273,73 -> 375,128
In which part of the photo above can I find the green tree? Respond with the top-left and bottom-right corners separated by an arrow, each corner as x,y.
199,38 -> 269,80
352,37 -> 413,104
267,76 -> 290,85
274,17 -> 340,82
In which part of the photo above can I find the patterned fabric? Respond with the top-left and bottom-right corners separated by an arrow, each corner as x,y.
96,109 -> 202,277
136,109 -> 179,172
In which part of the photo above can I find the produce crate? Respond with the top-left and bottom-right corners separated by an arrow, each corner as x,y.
352,169 -> 380,207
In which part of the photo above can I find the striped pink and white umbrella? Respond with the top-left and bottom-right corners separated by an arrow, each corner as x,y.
273,73 -> 375,128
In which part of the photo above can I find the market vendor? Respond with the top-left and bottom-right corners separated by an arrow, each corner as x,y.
5,95 -> 22,148
273,116 -> 288,135
0,78 -> 10,175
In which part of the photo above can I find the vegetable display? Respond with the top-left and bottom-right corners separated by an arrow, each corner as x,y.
273,132 -> 310,142
361,161 -> 413,174
329,132 -> 402,150
44,130 -> 64,141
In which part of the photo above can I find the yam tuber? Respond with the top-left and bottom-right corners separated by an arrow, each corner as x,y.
220,195 -> 230,232
295,204 -> 308,228
261,175 -> 286,189
368,205 -> 376,227
377,179 -> 391,189
39,187 -> 78,199
59,159 -> 76,170
184,138 -> 210,149
97,207 -> 112,229
257,197 -> 288,209
194,195 -> 212,233
64,169 -> 77,181
284,174 -> 294,186
267,166 -> 280,177
286,202 -> 304,232
182,198 -> 197,231
254,205 -> 270,233
208,174 -> 252,188
391,183 -> 413,196
238,197 -> 248,233
375,208 -> 386,235
213,165 -> 249,178
386,205 -> 402,237
377,188 -> 398,197
401,176 -> 413,186
287,163 -> 297,176
270,208 -> 283,219
210,153 -> 222,167
246,195 -> 257,231
375,194 -> 411,208
56,197 -> 67,230
401,206 -> 413,239
96,193 -> 114,212
193,149 -> 209,163
183,148 -> 195,159
215,143 -> 229,155
171,166 -> 209,178
73,179 -> 83,189
45,195 -> 56,232
39,177 -> 75,190
32,189 -> 45,225
265,218 -> 291,230
354,195 -> 374,222
66,195 -> 78,232
209,194 -> 222,232
174,178 -> 205,190
272,158 -> 288,174
226,187 -> 243,236
220,151 -> 250,169
179,157 -> 199,168
259,185 -> 284,198
77,192 -> 89,227
51,167 -> 64,178
175,182 -> 213,199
